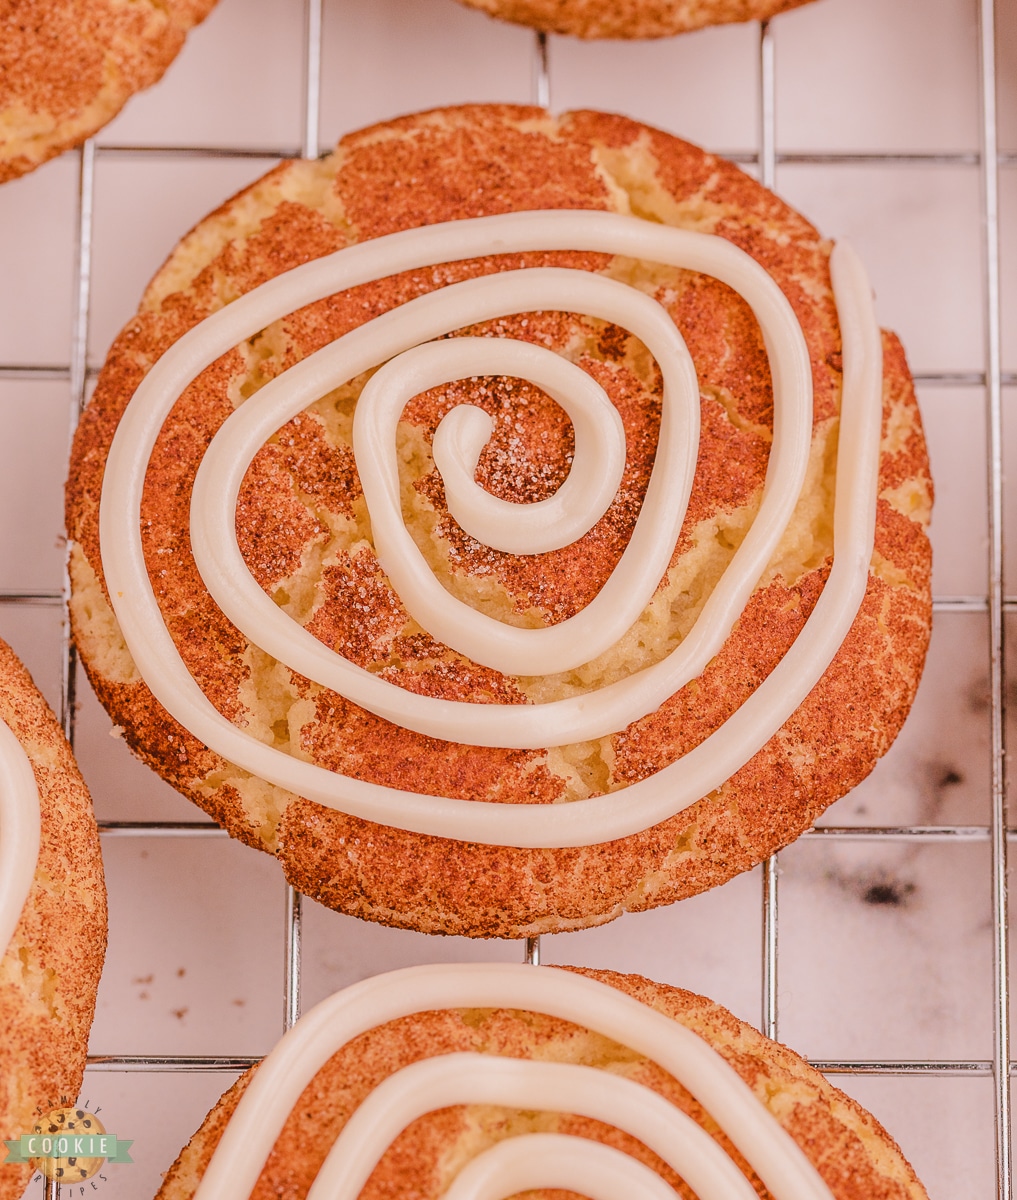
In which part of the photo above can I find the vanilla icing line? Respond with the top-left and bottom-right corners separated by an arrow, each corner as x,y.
190,228 -> 806,736
440,1133 -> 683,1200
0,716 -> 42,958
191,963 -> 834,1200
410,337 -> 627,558
312,1054 -> 757,1200
98,211 -> 881,848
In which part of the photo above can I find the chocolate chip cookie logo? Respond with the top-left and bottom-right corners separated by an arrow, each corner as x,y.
3,1105 -> 132,1182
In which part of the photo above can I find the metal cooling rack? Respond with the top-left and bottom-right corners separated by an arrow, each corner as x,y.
0,0 -> 1009,1195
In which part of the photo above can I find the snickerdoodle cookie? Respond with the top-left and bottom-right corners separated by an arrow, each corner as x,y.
0,637 -> 106,1200
66,105 -> 932,938
156,964 -> 928,1200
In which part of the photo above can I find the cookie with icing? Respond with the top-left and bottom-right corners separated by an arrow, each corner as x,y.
155,964 -> 929,1200
66,105 -> 932,938
0,637 -> 106,1200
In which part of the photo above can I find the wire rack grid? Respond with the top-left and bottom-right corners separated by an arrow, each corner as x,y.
0,0 -> 1011,1195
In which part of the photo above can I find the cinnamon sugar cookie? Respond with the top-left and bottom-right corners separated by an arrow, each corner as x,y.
0,0 -> 217,183
453,0 -> 814,39
66,105 -> 932,938
156,964 -> 928,1200
0,637 -> 106,1200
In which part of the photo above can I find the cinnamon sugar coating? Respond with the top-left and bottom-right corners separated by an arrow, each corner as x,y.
0,0 -> 216,183
65,105 -> 933,938
155,967 -> 928,1200
453,0 -> 814,38
0,638 -> 107,1200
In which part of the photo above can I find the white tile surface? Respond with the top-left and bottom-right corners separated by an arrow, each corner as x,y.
550,22 -> 761,151
0,158 -> 78,367
0,382 -> 71,595
90,838 -> 286,1058
2,0 -> 1011,1196
774,0 -> 982,153
319,0 -> 535,144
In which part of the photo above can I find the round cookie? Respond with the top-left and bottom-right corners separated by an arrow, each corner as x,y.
65,104 -> 933,938
156,965 -> 929,1200
0,637 -> 107,1200
0,0 -> 217,184
452,0 -> 814,39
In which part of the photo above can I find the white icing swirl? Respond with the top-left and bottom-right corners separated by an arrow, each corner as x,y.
191,963 -> 834,1200
98,211 -> 882,848
0,716 -> 41,956
352,328 -> 649,676
441,1133 -> 684,1200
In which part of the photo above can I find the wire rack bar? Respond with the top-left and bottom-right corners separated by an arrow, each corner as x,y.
68,141 -> 94,423
758,20 -> 776,192
284,888 -> 303,1031
89,822 -> 1017,842
94,144 -> 301,160
93,825 -> 1017,844
14,591 -> 997,609
522,30 -> 551,973
0,592 -> 63,604
97,822 -> 227,837
978,0 -> 1011,1194
0,366 -> 73,380
757,17 -> 780,1046
805,825 -> 993,841
815,1061 -> 995,1076
53,143 -> 1011,168
81,1054 -> 1006,1075
276,0 -> 323,1047
86,1056 -> 260,1073
60,139 -> 95,745
533,32 -> 550,110
10,365 -> 1017,387
302,0 -> 323,160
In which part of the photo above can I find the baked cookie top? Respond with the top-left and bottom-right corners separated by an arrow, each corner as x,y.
452,0 -> 814,38
156,964 -> 928,1200
0,0 -> 216,183
0,637 -> 107,1200
66,105 -> 932,938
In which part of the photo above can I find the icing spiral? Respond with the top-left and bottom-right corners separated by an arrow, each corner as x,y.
191,963 -> 834,1200
0,716 -> 41,956
99,210 -> 882,848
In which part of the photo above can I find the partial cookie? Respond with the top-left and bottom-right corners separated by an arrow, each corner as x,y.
66,105 -> 932,938
453,0 -> 814,38
0,637 -> 107,1200
0,0 -> 217,183
156,964 -> 928,1200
